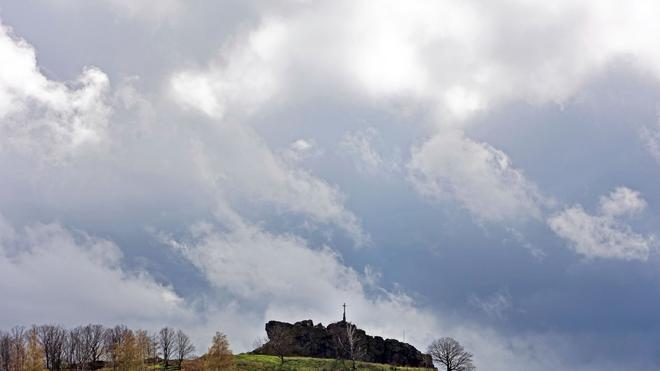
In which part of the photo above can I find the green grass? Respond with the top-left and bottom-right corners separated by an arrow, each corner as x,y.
234,354 -> 435,371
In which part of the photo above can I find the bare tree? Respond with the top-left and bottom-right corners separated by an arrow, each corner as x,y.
334,323 -> 365,369
86,324 -> 105,366
174,330 -> 194,369
267,329 -> 289,365
0,331 -> 9,371
67,324 -> 104,370
148,333 -> 158,367
64,327 -> 79,369
36,325 -> 66,371
251,337 -> 267,351
427,337 -> 475,371
344,323 -> 365,370
158,327 -> 175,369
9,326 -> 26,370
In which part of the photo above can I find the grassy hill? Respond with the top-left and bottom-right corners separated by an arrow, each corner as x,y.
234,354 -> 436,371
95,354 -> 435,370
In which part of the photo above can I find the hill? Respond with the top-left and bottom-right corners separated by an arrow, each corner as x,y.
252,320 -> 434,368
235,354 -> 435,370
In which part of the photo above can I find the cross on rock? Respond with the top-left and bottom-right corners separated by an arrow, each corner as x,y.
342,303 -> 346,322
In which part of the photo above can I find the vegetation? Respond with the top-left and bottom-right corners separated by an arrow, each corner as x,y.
234,354 -> 435,371
204,332 -> 233,370
1,322 -> 475,371
0,324 -> 204,371
427,337 -> 474,371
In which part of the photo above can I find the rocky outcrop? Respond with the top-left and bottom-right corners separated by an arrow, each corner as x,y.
252,319 -> 435,368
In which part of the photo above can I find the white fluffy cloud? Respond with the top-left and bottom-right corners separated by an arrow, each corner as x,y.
408,130 -> 546,222
188,125 -> 368,246
160,217 -> 438,350
0,215 -> 191,329
548,187 -> 654,260
168,0 -> 660,123
164,0 -> 660,228
0,210 -> 623,370
169,18 -> 284,120
0,23 -> 111,161
0,17 -> 366,247
155,216 -> 591,371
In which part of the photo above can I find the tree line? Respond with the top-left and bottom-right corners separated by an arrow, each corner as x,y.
0,324 -> 233,371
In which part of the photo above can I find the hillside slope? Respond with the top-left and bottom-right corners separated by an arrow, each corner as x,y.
235,354 -> 436,371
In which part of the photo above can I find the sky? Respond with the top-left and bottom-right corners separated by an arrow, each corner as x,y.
1,1 -> 660,369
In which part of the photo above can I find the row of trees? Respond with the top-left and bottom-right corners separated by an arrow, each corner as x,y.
0,324 -> 204,371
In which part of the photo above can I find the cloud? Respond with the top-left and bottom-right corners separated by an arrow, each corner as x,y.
164,1 -> 660,123
0,211 -> 595,370
598,187 -> 647,217
0,17 -> 366,247
169,18 -> 284,119
160,217 -> 439,350
102,0 -> 183,22
158,216 -> 603,371
0,208 -> 635,370
281,139 -> 320,163
469,291 -> 513,320
189,125 -> 369,246
0,22 -> 111,161
339,127 -> 399,175
408,130 -> 546,222
0,214 -> 191,329
46,0 -> 184,24
3,3 -> 660,369
548,187 -> 654,260
164,0 -> 660,229
640,122 -> 660,165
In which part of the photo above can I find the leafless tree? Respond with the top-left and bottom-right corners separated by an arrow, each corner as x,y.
427,337 -> 475,371
66,325 -> 100,371
158,327 -> 175,368
174,329 -> 195,369
267,329 -> 289,365
334,323 -> 365,369
0,331 -> 9,371
9,326 -> 26,370
345,323 -> 365,370
147,333 -> 158,367
72,325 -> 91,370
251,336 -> 267,351
85,324 -> 105,366
36,325 -> 66,370
64,327 -> 80,369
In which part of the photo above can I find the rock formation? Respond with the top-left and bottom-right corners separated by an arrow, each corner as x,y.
252,319 -> 435,368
